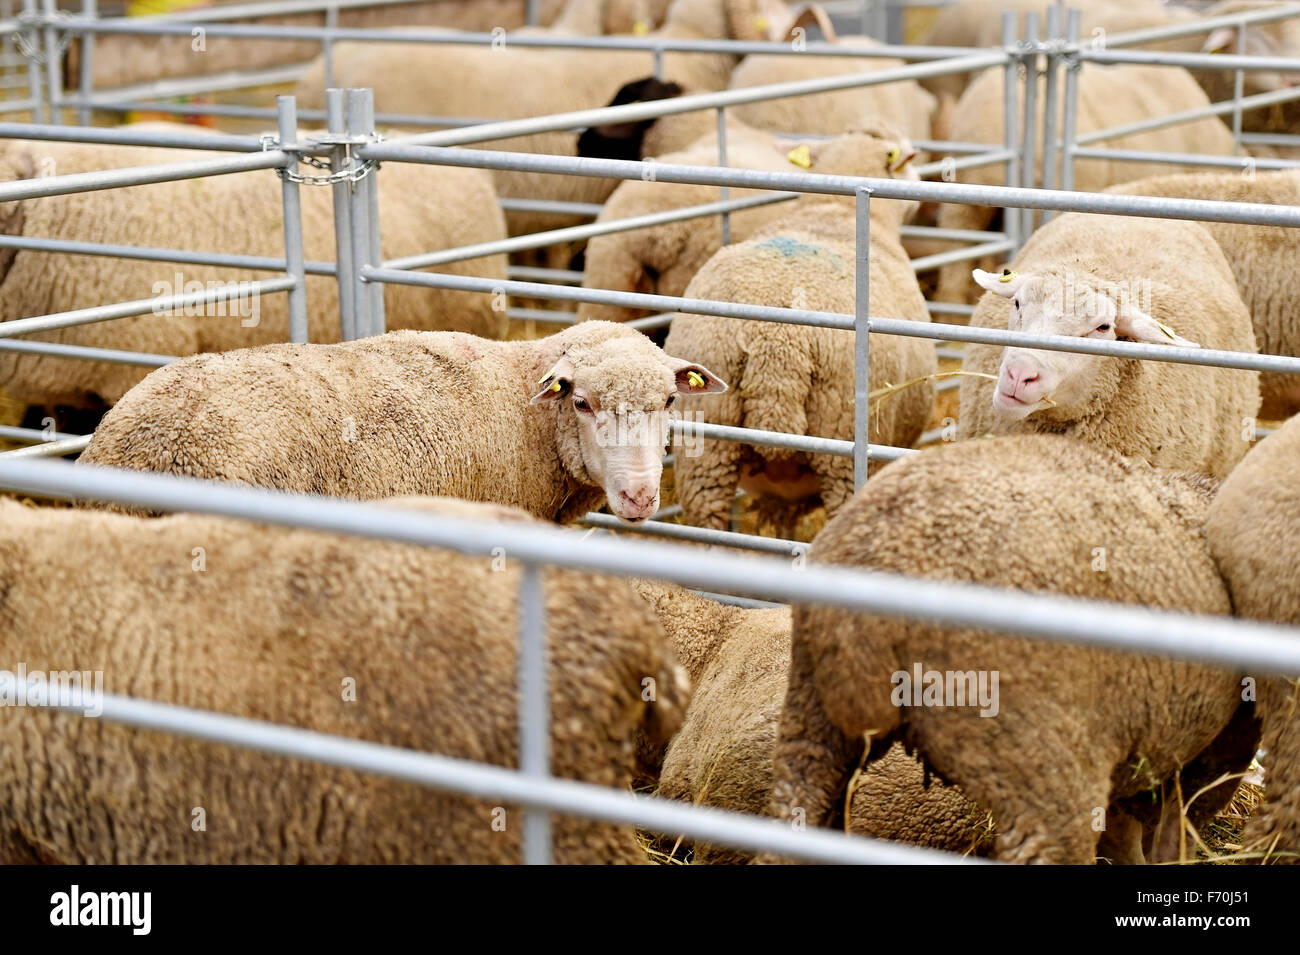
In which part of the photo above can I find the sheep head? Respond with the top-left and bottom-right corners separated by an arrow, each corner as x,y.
531,325 -> 725,523
972,267 -> 1199,420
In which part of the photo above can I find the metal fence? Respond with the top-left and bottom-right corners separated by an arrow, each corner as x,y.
0,1 -> 1299,864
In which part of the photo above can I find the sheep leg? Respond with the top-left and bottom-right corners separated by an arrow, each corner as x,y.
760,634 -> 861,861
983,776 -> 1111,864
1246,676 -> 1300,862
814,454 -> 855,519
675,437 -> 741,531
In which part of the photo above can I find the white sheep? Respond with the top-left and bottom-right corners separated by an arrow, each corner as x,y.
957,213 -> 1260,479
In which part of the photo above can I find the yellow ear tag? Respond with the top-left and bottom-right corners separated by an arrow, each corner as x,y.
632,19 -> 650,34
887,147 -> 900,167
787,144 -> 813,169
686,371 -> 705,389
1154,319 -> 1179,340
550,381 -> 562,393
755,16 -> 769,31
999,269 -> 1016,283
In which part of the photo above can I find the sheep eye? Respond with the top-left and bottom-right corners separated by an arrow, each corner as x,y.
1096,323 -> 1111,332
665,395 -> 676,409
573,396 -> 591,412
1013,299 -> 1020,309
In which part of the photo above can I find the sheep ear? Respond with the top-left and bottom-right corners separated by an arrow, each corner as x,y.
530,358 -> 576,404
973,268 -> 1029,298
782,3 -> 837,43
1115,306 -> 1200,348
663,356 -> 727,394
1202,26 -> 1237,54
575,77 -> 682,161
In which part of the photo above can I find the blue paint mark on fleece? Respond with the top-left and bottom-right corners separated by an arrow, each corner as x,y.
758,236 -> 823,258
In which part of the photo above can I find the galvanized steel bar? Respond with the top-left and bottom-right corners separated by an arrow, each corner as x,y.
1069,146 -> 1300,171
517,563 -> 551,865
1,434 -> 90,457
1019,11 -> 1039,241
1039,4 -> 1060,220
6,459 -> 1300,675
41,689 -> 971,865
0,150 -> 286,202
395,53 -> 1009,148
716,107 -> 730,246
356,89 -> 385,334
19,0 -> 44,122
909,238 -> 1015,273
276,96 -> 310,344
384,193 -> 797,270
362,267 -> 1300,377
346,88 -> 374,337
0,337 -> 174,366
77,0 -> 95,127
360,143 -> 1300,227
1059,9 -> 1080,194
580,513 -> 805,556
38,0 -> 60,123
0,233 -> 336,275
0,119 -> 267,152
327,88 -> 357,341
854,186 -> 871,489
1076,85 -> 1300,146
0,276 -> 294,339
1002,11 -> 1020,251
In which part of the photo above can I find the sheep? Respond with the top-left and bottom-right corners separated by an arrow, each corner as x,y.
0,132 -> 508,420
765,434 -> 1259,864
70,0 -> 574,93
1107,169 -> 1300,420
632,580 -> 989,863
80,320 -> 727,525
955,213 -> 1259,479
294,0 -> 793,239
724,9 -> 935,144
662,153 -> 935,533
933,63 -> 1237,305
0,495 -> 688,864
578,122 -> 922,324
1205,413 -> 1300,861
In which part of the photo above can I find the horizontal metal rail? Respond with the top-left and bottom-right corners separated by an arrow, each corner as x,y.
0,337 -> 175,367
5,458 -> 1300,675
1075,85 -> 1300,146
0,233 -> 336,276
361,268 -> 1300,378
36,690 -> 967,865
395,53 -> 1009,147
0,149 -> 288,202
1070,146 -> 1300,171
50,16 -> 988,62
580,513 -> 805,555
362,143 -> 1300,228
1099,1 -> 1300,49
0,276 -> 295,339
1,434 -> 91,457
384,193 -> 798,270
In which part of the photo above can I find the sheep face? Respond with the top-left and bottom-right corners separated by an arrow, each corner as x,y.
972,267 -> 1199,419
532,341 -> 725,523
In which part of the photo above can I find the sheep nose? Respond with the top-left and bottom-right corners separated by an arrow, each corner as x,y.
620,486 -> 657,511
1003,364 -> 1041,398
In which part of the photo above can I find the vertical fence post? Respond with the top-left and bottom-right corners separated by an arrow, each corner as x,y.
345,88 -> 373,337
526,0 -> 538,28
1060,9 -> 1080,195
276,96 -> 309,344
326,88 -> 357,342
1232,17 -> 1246,156
1019,11 -> 1039,242
517,563 -> 551,865
21,0 -> 46,123
716,107 -> 730,246
323,2 -> 337,90
77,0 -> 95,127
1038,3 -> 1060,223
1001,11 -> 1020,254
359,89 -> 384,335
853,185 -> 872,491
39,0 -> 60,124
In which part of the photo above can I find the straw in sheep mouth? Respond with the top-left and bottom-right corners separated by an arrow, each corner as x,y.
867,370 -> 1057,412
